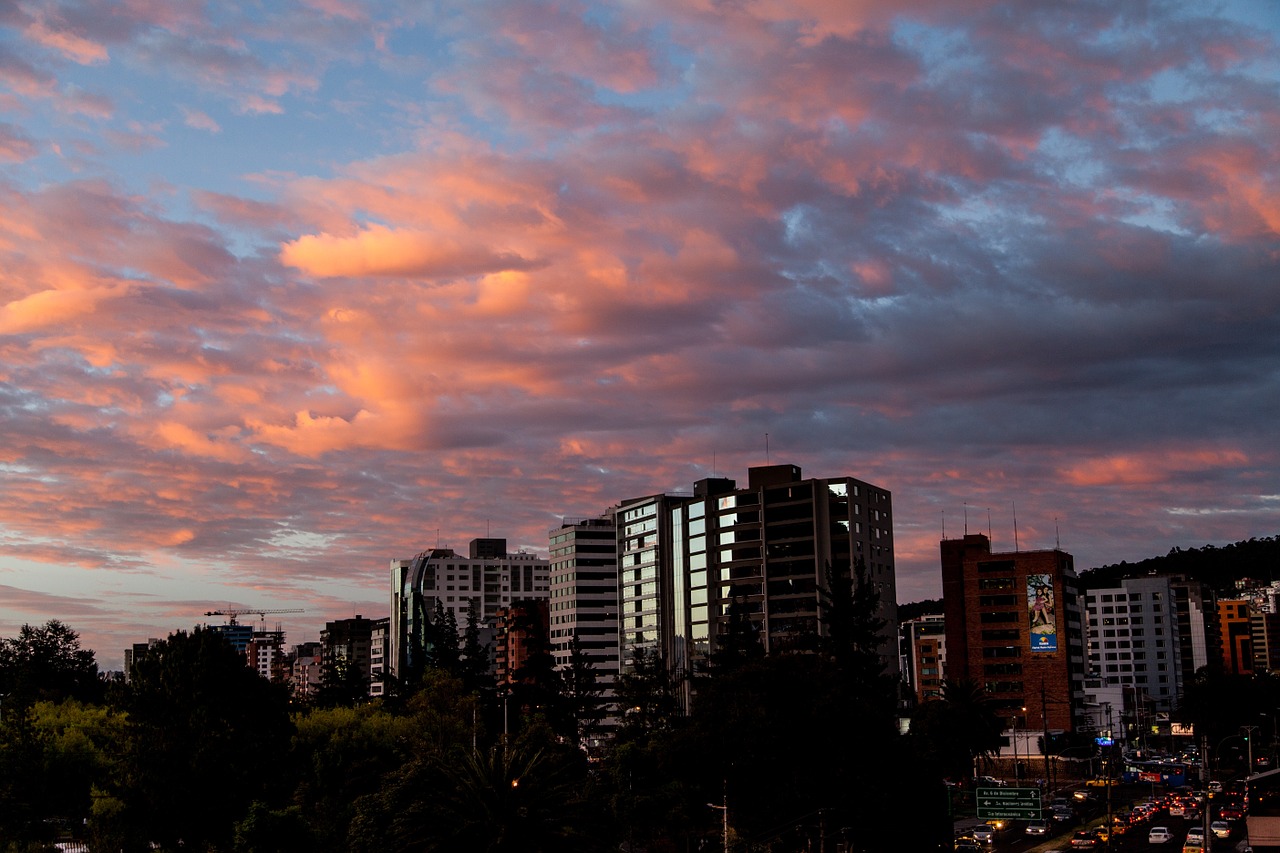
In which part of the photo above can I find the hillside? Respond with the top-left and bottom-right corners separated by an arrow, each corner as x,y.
1078,535 -> 1280,593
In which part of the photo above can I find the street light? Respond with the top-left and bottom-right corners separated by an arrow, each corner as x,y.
707,788 -> 729,853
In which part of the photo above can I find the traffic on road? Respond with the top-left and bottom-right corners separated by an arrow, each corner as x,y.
953,780 -> 1253,853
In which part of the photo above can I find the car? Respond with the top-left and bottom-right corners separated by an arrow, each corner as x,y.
1086,776 -> 1118,787
1051,806 -> 1077,825
954,842 -> 982,853
971,825 -> 995,845
1186,826 -> 1207,844
1170,802 -> 1186,816
1211,820 -> 1233,839
1208,781 -> 1224,794
1071,829 -> 1100,849
1149,826 -> 1173,844
977,775 -> 1008,788
1025,819 -> 1050,836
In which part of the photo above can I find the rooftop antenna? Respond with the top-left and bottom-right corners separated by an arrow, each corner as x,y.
1013,501 -> 1020,552
941,510 -> 946,540
765,432 -> 770,463
963,502 -> 968,535
987,507 -> 993,540
1055,517 -> 1060,550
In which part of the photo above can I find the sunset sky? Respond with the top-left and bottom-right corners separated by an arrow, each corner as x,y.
1,1 -> 1277,670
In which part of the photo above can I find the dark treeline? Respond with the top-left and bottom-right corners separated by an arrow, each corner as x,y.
0,565 -> 967,853
1079,534 -> 1280,590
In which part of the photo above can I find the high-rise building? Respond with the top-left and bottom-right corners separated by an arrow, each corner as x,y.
1170,578 -> 1218,681
123,638 -> 160,683
370,617 -> 390,696
289,641 -> 323,702
549,511 -> 620,731
901,614 -> 947,704
617,464 -> 899,701
494,599 -> 550,685
1219,599 -> 1254,675
940,533 -> 1083,733
321,615 -> 376,693
389,537 -> 549,680
1082,576 -> 1184,713
246,629 -> 287,683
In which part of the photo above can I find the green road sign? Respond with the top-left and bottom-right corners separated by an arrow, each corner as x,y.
976,786 -> 1042,819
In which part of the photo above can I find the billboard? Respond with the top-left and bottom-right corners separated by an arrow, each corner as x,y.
1027,574 -> 1057,652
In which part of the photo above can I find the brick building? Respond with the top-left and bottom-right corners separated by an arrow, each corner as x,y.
940,533 -> 1084,733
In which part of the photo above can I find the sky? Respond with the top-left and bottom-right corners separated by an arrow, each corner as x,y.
1,0 -> 1277,671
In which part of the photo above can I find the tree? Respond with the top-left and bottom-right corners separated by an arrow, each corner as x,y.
121,627 -> 295,851
315,655 -> 371,708
0,620 -> 101,710
710,596 -> 764,672
909,678 -> 1005,782
460,599 -> 492,694
560,634 -> 603,748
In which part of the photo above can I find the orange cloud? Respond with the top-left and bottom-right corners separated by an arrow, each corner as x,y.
1061,448 -> 1250,486
280,223 -> 538,279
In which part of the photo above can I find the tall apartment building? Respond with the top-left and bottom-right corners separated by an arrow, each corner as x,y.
389,537 -> 550,679
370,617 -> 390,696
290,640 -> 323,702
617,464 -> 899,695
1082,576 -> 1183,713
123,638 -> 160,683
940,533 -> 1083,732
1219,599 -> 1254,675
246,629 -> 287,683
1170,578 -> 1218,681
549,512 -> 620,728
494,599 -> 551,685
901,614 -> 947,704
321,615 -> 375,691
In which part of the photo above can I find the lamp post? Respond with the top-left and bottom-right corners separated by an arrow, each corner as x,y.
707,785 -> 729,853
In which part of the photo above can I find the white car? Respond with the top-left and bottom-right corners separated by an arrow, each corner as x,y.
1186,826 -> 1206,844
1149,826 -> 1173,844
1025,820 -> 1050,836
1211,820 -> 1233,839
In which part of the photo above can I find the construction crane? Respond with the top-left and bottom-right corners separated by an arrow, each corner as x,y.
204,608 -> 304,627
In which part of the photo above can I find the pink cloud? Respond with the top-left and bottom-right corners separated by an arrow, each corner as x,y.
280,223 -> 540,279
1061,448 -> 1252,487
24,18 -> 110,65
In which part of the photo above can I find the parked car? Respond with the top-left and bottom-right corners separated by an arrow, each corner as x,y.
1149,826 -> 1173,844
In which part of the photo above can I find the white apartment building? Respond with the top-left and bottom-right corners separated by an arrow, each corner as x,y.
390,537 -> 549,679
1084,576 -> 1183,712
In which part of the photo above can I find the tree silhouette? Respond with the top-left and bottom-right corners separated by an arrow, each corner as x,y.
123,627 -> 294,851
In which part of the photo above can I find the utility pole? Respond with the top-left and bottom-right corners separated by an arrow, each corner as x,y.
1105,703 -> 1114,853
1041,679 -> 1052,792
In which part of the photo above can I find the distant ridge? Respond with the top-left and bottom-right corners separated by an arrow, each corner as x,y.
1079,535 -> 1280,593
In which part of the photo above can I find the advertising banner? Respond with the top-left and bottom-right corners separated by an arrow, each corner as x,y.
1027,574 -> 1057,652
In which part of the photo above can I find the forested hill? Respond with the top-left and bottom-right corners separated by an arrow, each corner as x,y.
1078,535 -> 1280,593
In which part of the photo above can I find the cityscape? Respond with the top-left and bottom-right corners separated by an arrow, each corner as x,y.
1,0 -> 1278,851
